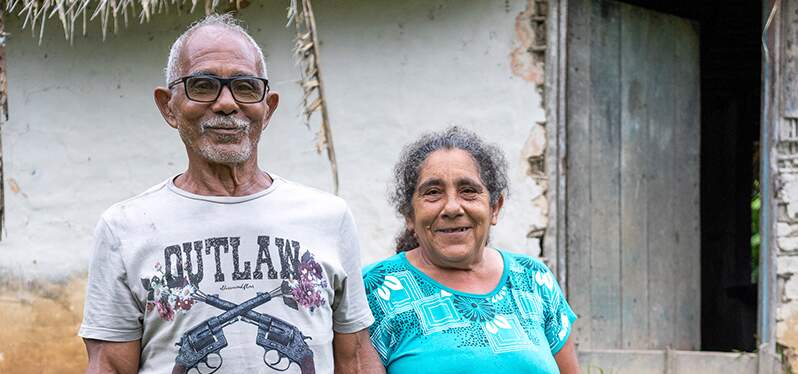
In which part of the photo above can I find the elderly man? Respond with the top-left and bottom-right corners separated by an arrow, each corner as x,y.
79,14 -> 382,374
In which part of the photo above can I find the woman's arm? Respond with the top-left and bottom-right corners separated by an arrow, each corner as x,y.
554,336 -> 581,374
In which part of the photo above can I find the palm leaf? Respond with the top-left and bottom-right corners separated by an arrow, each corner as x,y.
287,0 -> 339,194
6,0 -> 245,43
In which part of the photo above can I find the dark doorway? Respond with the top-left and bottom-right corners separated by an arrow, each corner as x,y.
619,0 -> 761,352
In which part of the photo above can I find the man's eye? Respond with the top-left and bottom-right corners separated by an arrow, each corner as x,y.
423,189 -> 441,196
190,80 -> 214,91
234,82 -> 255,92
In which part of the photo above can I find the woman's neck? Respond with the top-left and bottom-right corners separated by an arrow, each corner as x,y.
406,247 -> 504,294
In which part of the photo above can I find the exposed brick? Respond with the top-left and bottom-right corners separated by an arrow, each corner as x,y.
778,222 -> 798,237
779,255 -> 798,275
778,300 -> 798,321
780,237 -> 798,252
786,276 -> 798,300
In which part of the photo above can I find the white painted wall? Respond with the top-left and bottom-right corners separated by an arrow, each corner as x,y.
0,0 -> 545,281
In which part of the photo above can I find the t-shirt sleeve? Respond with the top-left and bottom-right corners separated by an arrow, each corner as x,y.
331,207 -> 375,333
78,216 -> 143,341
533,261 -> 577,355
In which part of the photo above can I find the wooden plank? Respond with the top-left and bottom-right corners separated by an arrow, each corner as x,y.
619,2 -> 650,350
673,351 -> 758,374
565,0 -> 593,349
671,16 -> 701,350
780,0 -> 798,117
588,0 -> 622,349
645,11 -> 677,349
578,350 -> 759,374
578,349 -> 665,374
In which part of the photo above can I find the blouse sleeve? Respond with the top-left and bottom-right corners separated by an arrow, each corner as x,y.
532,262 -> 578,355
362,262 -> 394,365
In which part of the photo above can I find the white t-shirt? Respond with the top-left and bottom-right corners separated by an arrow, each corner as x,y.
79,174 -> 374,374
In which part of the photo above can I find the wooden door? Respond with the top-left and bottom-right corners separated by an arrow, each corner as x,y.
565,0 -> 701,351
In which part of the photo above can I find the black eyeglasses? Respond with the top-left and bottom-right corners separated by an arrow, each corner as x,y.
168,74 -> 270,103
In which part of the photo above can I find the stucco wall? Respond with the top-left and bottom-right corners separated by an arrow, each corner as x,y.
0,0 -> 547,371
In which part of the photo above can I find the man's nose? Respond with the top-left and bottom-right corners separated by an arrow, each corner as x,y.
210,85 -> 239,115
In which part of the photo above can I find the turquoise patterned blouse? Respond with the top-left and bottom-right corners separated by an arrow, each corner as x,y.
362,250 -> 577,374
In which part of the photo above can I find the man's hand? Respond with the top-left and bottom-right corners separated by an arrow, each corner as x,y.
554,336 -> 581,374
84,338 -> 141,374
332,329 -> 385,374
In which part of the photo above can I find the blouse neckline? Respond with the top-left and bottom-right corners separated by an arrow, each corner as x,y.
398,249 -> 510,298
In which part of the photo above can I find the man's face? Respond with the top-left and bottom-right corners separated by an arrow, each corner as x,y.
156,26 -> 278,164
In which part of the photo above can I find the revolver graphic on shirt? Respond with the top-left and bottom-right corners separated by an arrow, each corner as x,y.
171,291 -> 274,374
202,293 -> 316,374
171,282 -> 315,374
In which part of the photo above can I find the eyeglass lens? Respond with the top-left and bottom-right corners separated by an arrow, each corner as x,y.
186,76 -> 266,103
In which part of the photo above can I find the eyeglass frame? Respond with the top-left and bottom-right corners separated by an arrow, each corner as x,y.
167,74 -> 271,103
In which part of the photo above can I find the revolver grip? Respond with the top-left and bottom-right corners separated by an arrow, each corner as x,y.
298,352 -> 316,374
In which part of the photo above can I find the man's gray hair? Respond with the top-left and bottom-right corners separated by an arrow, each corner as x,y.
165,13 -> 268,85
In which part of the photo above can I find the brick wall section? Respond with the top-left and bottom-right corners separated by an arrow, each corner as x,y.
776,174 -> 798,371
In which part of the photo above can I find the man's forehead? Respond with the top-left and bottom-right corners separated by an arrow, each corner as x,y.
179,25 -> 261,75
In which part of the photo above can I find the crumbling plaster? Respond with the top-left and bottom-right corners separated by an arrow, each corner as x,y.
777,174 -> 798,372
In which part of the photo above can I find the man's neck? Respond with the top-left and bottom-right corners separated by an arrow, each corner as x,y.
175,156 -> 272,197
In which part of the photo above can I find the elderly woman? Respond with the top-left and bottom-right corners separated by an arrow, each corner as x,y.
362,127 -> 579,373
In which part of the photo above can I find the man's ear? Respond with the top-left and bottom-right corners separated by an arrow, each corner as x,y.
490,194 -> 504,225
154,87 -> 178,129
261,91 -> 280,130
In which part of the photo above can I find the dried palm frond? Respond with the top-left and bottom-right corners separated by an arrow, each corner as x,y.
0,10 -> 7,238
6,0 -> 243,44
287,0 -> 339,194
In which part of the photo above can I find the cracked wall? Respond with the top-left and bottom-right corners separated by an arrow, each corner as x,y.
513,0 -> 550,257
776,171 -> 798,372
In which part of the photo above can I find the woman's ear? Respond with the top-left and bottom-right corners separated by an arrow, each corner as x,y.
405,215 -> 415,233
490,194 -> 505,225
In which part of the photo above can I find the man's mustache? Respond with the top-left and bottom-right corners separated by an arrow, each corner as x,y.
200,116 -> 251,132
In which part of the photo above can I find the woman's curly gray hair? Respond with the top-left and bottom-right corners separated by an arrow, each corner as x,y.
390,126 -> 509,252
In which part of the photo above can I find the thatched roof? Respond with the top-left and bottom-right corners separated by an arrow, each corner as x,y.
6,0 -> 245,42
4,0 -> 340,193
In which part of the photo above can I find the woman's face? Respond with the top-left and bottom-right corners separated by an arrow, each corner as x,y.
407,148 -> 503,266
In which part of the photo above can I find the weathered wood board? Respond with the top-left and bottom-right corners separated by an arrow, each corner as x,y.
565,0 -> 701,351
578,349 -> 758,374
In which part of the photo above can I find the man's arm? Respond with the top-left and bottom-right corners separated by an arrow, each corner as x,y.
84,338 -> 141,374
332,329 -> 385,374
554,336 -> 581,374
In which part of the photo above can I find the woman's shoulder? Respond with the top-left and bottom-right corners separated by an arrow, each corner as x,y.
362,252 -> 406,276
501,250 -> 554,274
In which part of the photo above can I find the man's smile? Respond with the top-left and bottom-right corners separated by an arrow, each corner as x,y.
204,127 -> 246,135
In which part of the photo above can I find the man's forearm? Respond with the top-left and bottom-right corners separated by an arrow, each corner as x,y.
333,329 -> 385,374
84,338 -> 141,374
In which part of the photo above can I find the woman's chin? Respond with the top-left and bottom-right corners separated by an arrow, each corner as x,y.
426,244 -> 481,266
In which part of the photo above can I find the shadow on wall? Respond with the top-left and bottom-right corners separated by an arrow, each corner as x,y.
0,276 -> 87,373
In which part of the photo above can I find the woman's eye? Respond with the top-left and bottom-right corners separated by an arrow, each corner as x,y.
423,189 -> 441,196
